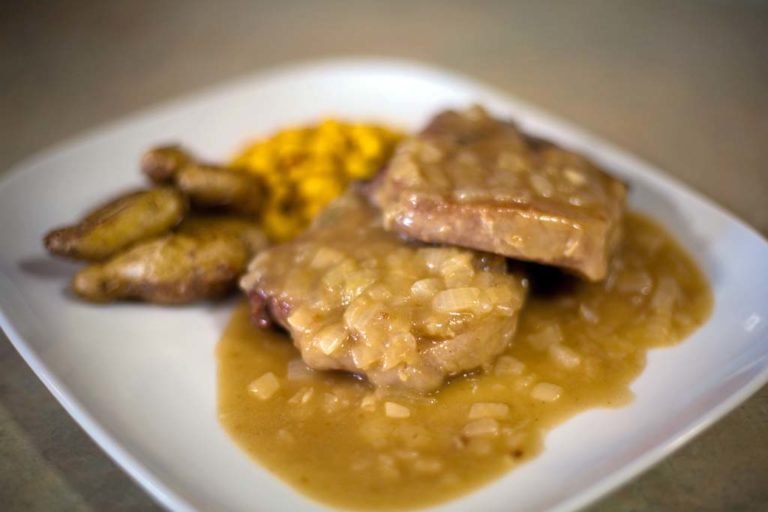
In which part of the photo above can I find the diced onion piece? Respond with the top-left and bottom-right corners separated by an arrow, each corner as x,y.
410,278 -> 442,299
440,254 -> 475,287
433,287 -> 482,313
284,269 -> 313,295
388,313 -> 413,336
419,247 -> 458,271
579,303 -> 599,324
549,344 -> 582,369
286,358 -> 316,380
468,402 -> 510,419
288,387 -> 314,405
286,305 -> 316,333
494,355 -> 525,376
310,247 -> 345,268
564,168 -> 587,186
516,374 -> 536,391
651,276 -> 681,310
484,285 -> 514,305
323,392 -> 347,413
360,394 -> 377,412
342,269 -> 378,303
344,296 -> 382,332
385,401 -> 411,418
322,259 -> 357,291
472,271 -> 496,288
527,324 -> 563,350
351,344 -> 379,370
248,372 -> 280,400
366,283 -> 392,301
531,382 -> 563,402
467,439 -> 493,456
462,418 -> 500,437
382,332 -> 417,370
417,311 -> 453,338
385,249 -> 412,270
530,174 -> 554,197
315,324 -> 347,355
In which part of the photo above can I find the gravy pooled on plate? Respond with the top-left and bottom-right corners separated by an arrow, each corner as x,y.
218,212 -> 711,510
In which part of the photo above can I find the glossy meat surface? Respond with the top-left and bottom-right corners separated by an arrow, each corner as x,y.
370,106 -> 627,280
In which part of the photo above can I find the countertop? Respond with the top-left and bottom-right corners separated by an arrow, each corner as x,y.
1,1 -> 766,510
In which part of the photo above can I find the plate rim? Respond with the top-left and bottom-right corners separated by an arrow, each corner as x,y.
1,56 -> 767,512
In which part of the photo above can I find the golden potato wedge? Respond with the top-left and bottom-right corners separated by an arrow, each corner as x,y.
44,187 -> 186,261
176,215 -> 269,255
72,230 -> 251,304
176,163 -> 265,217
141,145 -> 192,183
142,144 -> 265,217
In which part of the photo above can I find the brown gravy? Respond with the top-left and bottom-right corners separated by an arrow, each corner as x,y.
217,213 -> 712,510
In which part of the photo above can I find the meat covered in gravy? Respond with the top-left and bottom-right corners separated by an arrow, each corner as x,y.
240,191 -> 528,392
370,106 -> 627,281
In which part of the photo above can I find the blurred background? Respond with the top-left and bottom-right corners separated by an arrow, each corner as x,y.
1,1 -> 766,510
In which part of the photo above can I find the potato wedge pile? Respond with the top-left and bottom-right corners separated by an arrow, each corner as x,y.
44,146 -> 268,304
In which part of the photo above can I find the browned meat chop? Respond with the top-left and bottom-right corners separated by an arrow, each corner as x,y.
370,106 -> 627,281
240,191 -> 527,392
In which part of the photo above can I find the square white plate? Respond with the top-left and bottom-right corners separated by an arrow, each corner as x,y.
1,59 -> 767,512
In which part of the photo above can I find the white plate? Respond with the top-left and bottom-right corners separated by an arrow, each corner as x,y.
1,58 -> 768,512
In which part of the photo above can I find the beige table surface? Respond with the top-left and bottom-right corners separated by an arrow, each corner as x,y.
1,1 -> 767,511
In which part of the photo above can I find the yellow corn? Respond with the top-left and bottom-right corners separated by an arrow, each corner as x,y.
232,119 -> 403,241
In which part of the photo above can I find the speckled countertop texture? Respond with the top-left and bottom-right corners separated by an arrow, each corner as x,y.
1,1 -> 767,510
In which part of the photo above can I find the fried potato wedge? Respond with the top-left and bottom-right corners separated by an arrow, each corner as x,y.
44,188 -> 186,261
72,233 -> 245,304
176,164 -> 265,216
72,215 -> 268,304
141,145 -> 191,183
176,215 -> 269,255
142,145 -> 265,217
